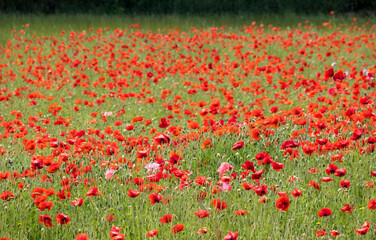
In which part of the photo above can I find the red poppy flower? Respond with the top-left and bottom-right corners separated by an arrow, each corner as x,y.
325,164 -> 338,175
291,189 -> 302,198
46,163 -> 60,173
223,231 -> 239,240
330,230 -> 340,237
367,199 -> 376,210
277,192 -> 287,197
86,187 -> 101,198
255,152 -> 272,165
355,221 -> 369,235
317,208 -> 332,217
194,209 -> 211,218
146,229 -> 159,237
0,191 -> 14,201
194,176 -> 208,186
241,160 -> 255,172
171,224 -> 184,234
340,204 -> 353,214
276,196 -> 290,212
110,226 -> 122,238
197,228 -> 208,234
34,195 -> 48,206
334,168 -> 346,177
316,230 -> 327,237
271,161 -> 284,172
133,177 -> 144,185
148,193 -> 163,205
253,185 -> 268,196
339,179 -> 350,188
281,141 -> 299,150
153,133 -> 170,145
76,234 -> 88,240
258,195 -> 267,204
232,141 -> 244,150
71,198 -> 84,207
251,169 -> 265,180
127,189 -> 140,198
136,150 -> 149,158
158,118 -> 170,128
316,138 -> 328,145
235,209 -> 247,216
56,213 -> 70,225
324,68 -> 334,80
38,201 -> 54,211
160,214 -> 172,223
107,215 -> 114,222
39,214 -> 54,227
210,199 -> 227,211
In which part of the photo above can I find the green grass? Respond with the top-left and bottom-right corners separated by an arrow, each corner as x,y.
0,13 -> 376,240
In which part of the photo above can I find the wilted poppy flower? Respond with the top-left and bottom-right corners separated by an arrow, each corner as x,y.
276,196 -> 290,212
197,228 -> 208,234
171,224 -> 184,234
223,231 -> 238,240
39,214 -> 54,227
56,213 -> 70,225
194,209 -> 211,218
146,229 -> 159,237
318,208 -> 332,217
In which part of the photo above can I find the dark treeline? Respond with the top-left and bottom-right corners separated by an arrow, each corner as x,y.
0,0 -> 375,15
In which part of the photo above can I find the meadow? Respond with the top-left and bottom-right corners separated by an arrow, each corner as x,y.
0,13 -> 376,239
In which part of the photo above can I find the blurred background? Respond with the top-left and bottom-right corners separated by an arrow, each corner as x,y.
0,0 -> 375,15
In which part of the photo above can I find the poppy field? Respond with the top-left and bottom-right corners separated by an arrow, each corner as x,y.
1,15 -> 376,240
